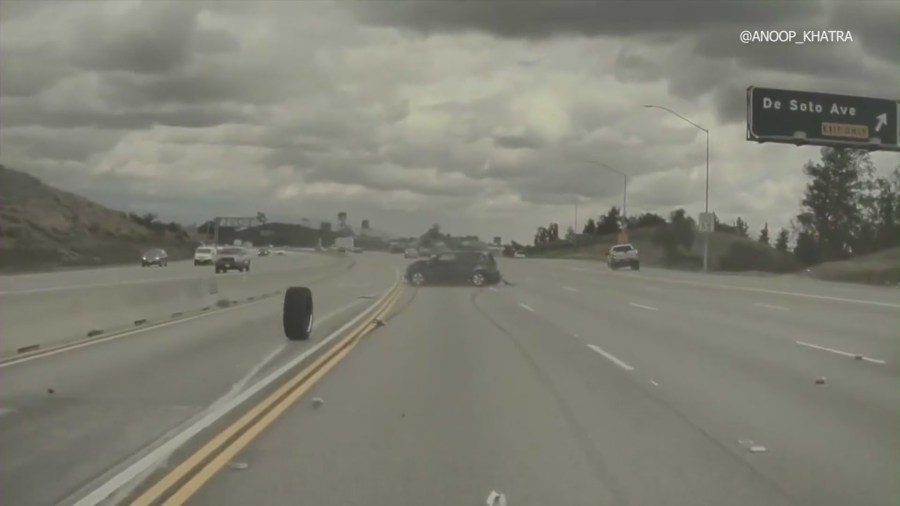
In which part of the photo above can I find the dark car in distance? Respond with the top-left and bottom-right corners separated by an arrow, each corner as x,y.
405,251 -> 501,287
141,248 -> 168,267
215,247 -> 251,273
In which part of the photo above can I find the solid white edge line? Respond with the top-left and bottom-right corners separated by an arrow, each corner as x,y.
2,261 -> 371,368
795,340 -> 887,365
587,344 -> 635,371
626,273 -> 900,309
0,296 -> 280,369
754,302 -> 789,311
71,271 -> 401,506
519,303 -> 536,312
629,302 -> 658,311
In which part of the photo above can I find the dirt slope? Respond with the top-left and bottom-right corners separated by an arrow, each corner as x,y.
0,165 -> 197,272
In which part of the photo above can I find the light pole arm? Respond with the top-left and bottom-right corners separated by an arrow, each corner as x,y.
643,105 -> 708,133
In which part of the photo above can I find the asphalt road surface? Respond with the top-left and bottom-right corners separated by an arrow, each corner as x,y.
1,254 -> 897,506
0,253 -> 397,506
0,250 -> 331,295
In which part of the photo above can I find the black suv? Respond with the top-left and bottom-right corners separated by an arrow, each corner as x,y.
215,247 -> 251,273
405,251 -> 501,286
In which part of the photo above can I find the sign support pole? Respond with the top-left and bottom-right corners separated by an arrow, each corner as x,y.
703,129 -> 710,273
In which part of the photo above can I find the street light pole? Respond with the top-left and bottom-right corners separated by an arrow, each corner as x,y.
643,104 -> 711,272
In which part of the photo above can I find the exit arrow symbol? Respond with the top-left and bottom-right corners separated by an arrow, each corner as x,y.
875,113 -> 887,132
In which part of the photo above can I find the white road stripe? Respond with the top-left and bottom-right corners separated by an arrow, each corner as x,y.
2,274 -> 373,369
628,274 -> 899,309
629,302 -> 658,311
519,303 -> 536,312
649,379 -> 660,387
796,341 -> 887,365
0,297 -> 273,369
562,286 -> 579,292
754,302 -> 789,311
587,345 -> 635,371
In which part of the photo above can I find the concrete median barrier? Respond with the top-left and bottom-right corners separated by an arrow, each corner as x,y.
0,256 -> 352,358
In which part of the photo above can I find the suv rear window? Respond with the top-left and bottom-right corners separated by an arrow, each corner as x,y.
220,248 -> 243,255
612,245 -> 633,253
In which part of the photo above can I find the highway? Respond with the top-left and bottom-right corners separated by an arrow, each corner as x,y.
0,253 -> 897,505
0,250 -> 330,295
0,252 -> 397,506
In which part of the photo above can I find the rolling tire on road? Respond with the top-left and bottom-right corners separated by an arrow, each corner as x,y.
472,271 -> 487,287
409,271 -> 426,286
283,286 -> 314,341
632,261 -> 640,271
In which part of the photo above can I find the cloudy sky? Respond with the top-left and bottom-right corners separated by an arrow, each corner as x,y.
1,0 -> 898,243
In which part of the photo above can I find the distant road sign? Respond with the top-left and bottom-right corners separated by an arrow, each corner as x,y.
747,86 -> 900,152
698,212 -> 715,234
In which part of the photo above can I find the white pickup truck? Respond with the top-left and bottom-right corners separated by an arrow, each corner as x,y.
607,243 -> 640,270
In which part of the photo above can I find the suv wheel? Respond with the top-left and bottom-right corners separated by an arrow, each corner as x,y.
472,271 -> 487,287
410,272 -> 425,286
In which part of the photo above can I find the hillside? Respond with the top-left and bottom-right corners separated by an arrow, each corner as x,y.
802,247 -> 900,286
0,165 -> 197,272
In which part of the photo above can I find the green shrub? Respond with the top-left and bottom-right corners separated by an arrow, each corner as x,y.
718,241 -> 799,273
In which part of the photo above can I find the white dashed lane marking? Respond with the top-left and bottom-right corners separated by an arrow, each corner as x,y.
587,344 -> 635,371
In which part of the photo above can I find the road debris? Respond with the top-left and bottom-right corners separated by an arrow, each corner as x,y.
312,397 -> 325,409
228,462 -> 249,470
815,376 -> 827,385
739,439 -> 768,453
486,490 -> 507,505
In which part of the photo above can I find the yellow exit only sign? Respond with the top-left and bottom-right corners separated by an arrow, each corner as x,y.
822,122 -> 869,139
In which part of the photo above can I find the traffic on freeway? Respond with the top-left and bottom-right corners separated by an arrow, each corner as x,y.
0,251 -> 897,506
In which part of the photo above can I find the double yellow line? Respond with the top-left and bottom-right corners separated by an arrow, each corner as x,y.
131,285 -> 405,506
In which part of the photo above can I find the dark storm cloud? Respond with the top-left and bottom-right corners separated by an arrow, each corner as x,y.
349,0 -> 816,39
97,66 -> 300,108
493,132 -> 544,150
611,45 -> 665,84
830,2 -> 899,63
695,28 -> 894,84
2,100 -> 254,130
72,3 -> 200,74
0,0 -> 51,22
1,127 -> 124,163
0,47 -> 75,98
71,2 -> 237,75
